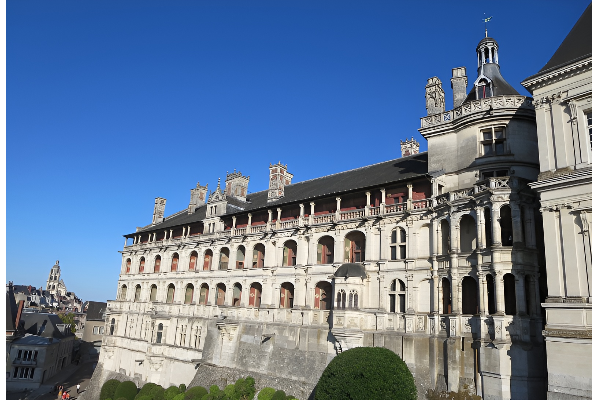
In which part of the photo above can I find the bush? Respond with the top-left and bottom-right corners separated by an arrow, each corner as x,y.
172,394 -> 185,400
114,381 -> 139,400
257,387 -> 276,400
101,379 -> 122,400
185,386 -> 208,400
224,384 -> 236,399
148,385 -> 166,400
137,383 -> 160,398
116,398 -> 129,400
270,391 -> 287,400
234,377 -> 256,400
201,385 -> 226,400
135,396 -> 153,400
314,347 -> 417,400
165,386 -> 182,400
179,384 -> 187,393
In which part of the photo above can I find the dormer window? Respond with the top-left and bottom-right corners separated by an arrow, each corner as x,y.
476,79 -> 492,99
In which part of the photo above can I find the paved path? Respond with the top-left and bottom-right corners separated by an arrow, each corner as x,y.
7,357 -> 98,400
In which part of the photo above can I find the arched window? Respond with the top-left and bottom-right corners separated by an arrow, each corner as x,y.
389,279 -> 406,313
336,290 -> 347,310
500,205 -> 513,246
156,323 -> 163,344
345,231 -> 365,263
199,284 -> 209,305
171,253 -> 179,272
462,276 -> 478,314
150,285 -> 157,302
184,284 -> 194,305
317,236 -> 334,264
154,256 -> 161,273
314,281 -> 332,310
460,215 -> 477,253
189,251 -> 198,271
125,258 -> 131,274
252,244 -> 265,268
486,274 -> 496,314
110,318 -> 115,335
134,285 -> 141,302
349,290 -> 358,310
440,220 -> 450,255
249,283 -> 262,308
280,282 -> 294,308
390,228 -> 407,260
504,273 -> 516,315
219,248 -> 229,270
484,208 -> 492,248
139,257 -> 146,273
216,283 -> 226,306
236,246 -> 245,269
476,78 -> 492,99
119,285 -> 127,301
232,283 -> 242,306
442,278 -> 451,314
166,284 -> 175,304
283,241 -> 297,266
203,250 -> 213,271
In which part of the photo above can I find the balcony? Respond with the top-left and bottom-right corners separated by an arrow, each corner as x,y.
12,359 -> 37,366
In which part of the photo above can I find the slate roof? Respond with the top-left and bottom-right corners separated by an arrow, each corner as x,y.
85,301 -> 107,321
130,152 -> 429,235
334,263 -> 367,279
19,313 -> 73,339
464,63 -> 520,103
524,3 -> 591,82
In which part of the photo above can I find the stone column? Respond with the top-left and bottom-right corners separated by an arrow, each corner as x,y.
523,206 -> 536,248
152,233 -> 156,242
449,216 -> 459,313
365,192 -> 371,215
232,216 -> 237,229
431,219 -> 439,313
309,202 -> 315,225
299,204 -> 305,227
380,188 -> 386,215
169,229 -> 173,240
478,271 -> 486,316
510,200 -> 524,245
407,183 -> 413,211
335,197 -> 341,220
494,271 -> 505,314
267,210 -> 273,230
491,205 -> 502,246
515,272 -> 527,315
276,208 -> 282,230
247,213 -> 252,234
476,207 -> 485,249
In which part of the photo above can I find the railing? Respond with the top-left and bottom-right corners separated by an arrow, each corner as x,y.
313,213 -> 335,224
232,227 -> 246,236
339,209 -> 365,220
412,199 -> 431,209
489,176 -> 511,189
279,219 -> 299,229
385,203 -> 406,214
13,359 -> 37,366
369,207 -> 380,216
420,95 -> 534,128
250,224 -> 268,233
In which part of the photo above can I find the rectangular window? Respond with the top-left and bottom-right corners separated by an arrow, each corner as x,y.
586,111 -> 592,149
480,127 -> 506,157
100,327 -> 104,335
93,326 -> 99,335
17,350 -> 22,359
390,246 -> 397,260
13,367 -> 18,378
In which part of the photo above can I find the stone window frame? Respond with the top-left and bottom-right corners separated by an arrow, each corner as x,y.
479,124 -> 509,158
389,278 -> 406,313
389,227 -> 407,260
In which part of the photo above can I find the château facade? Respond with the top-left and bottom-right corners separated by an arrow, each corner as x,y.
98,34 -> 550,400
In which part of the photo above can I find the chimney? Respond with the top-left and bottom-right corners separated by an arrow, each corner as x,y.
450,67 -> 468,108
225,169 -> 250,201
401,137 -> 420,157
425,77 -> 445,115
15,300 -> 24,328
152,197 -> 167,225
268,162 -> 293,202
188,182 -> 209,214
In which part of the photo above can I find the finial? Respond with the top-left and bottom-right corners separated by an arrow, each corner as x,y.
483,14 -> 492,37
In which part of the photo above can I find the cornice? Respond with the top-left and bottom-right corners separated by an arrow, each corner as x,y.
522,57 -> 592,91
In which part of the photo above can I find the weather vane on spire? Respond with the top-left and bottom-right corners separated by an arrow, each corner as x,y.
483,14 -> 493,37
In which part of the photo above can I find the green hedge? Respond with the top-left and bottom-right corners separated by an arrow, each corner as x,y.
184,386 -> 208,400
101,379 -> 121,400
165,386 -> 182,400
114,381 -> 139,400
314,347 -> 417,400
257,387 -> 276,400
233,377 -> 256,400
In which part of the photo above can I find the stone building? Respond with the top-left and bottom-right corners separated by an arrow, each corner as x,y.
97,34 -> 548,399
521,4 -> 592,399
45,260 -> 68,298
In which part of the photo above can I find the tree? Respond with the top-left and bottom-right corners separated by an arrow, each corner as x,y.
100,379 -> 121,400
57,312 -> 77,334
314,347 -> 417,400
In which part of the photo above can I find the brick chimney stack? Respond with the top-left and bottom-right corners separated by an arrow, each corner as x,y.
268,162 -> 293,202
225,169 -> 250,201
152,197 -> 166,225
188,182 -> 209,214
425,76 -> 445,115
450,67 -> 468,108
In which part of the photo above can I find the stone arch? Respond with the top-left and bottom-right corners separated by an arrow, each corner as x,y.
249,282 -> 262,307
199,283 -> 209,305
171,253 -> 180,272
317,236 -> 334,264
134,284 -> 141,302
500,205 -> 513,246
283,240 -> 297,266
150,284 -> 157,302
184,283 -> 194,304
484,207 -> 492,248
216,283 -> 226,305
280,282 -> 294,308
314,281 -> 332,310
232,282 -> 242,306
203,249 -> 213,271
503,273 -> 516,315
156,323 -> 163,343
219,248 -> 230,270
486,274 -> 496,314
252,243 -> 265,268
119,284 -> 127,301
389,279 -> 406,313
154,255 -> 161,273
462,276 -> 478,314
442,277 -> 451,314
166,283 -> 175,304
189,251 -> 198,271
125,258 -> 131,274
440,219 -> 450,255
139,257 -> 146,273
110,318 -> 115,335
236,246 -> 245,269
459,214 -> 477,252
344,230 -> 365,263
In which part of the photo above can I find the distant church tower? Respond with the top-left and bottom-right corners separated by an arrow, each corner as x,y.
45,260 -> 67,297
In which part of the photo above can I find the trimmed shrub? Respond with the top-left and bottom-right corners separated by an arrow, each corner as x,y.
185,386 -> 208,400
148,385 -> 166,400
179,384 -> 187,393
257,387 -> 276,400
137,383 -> 160,398
234,377 -> 256,400
165,386 -> 182,400
224,384 -> 235,399
114,381 -> 139,400
201,385 -> 226,400
172,394 -> 185,400
117,398 -> 129,400
134,396 -> 153,400
270,391 -> 287,400
314,347 -> 417,400
100,379 -> 122,400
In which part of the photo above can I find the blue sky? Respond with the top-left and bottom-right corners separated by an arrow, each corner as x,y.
7,1 -> 590,302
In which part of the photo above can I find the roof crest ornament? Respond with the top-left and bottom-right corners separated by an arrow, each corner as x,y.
483,14 -> 493,38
